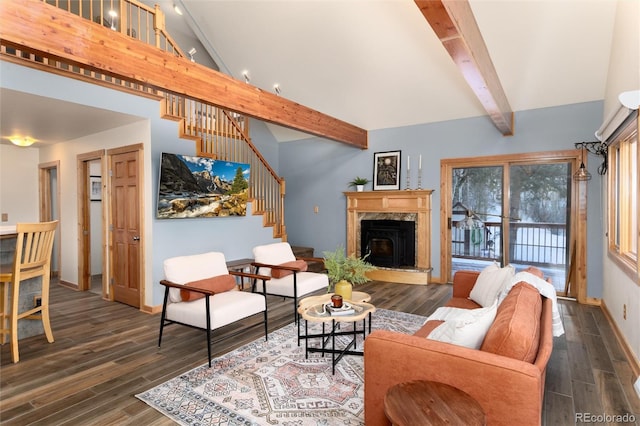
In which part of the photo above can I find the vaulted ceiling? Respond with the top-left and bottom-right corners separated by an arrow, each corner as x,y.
0,0 -> 619,147
171,0 -> 617,141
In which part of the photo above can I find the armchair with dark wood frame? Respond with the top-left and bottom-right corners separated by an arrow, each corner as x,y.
158,251 -> 271,367
251,242 -> 328,323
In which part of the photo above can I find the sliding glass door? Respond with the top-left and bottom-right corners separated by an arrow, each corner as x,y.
447,155 -> 575,295
508,162 -> 572,290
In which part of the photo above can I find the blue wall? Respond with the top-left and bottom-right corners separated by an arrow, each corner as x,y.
279,102 -> 604,297
0,61 -> 605,301
1,62 -> 281,306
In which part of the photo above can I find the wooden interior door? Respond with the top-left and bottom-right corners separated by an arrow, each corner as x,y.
110,148 -> 141,308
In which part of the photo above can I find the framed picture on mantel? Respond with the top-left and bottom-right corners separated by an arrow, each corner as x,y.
373,150 -> 401,190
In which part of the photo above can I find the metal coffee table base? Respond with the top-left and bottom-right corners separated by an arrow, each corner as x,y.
298,314 -> 372,374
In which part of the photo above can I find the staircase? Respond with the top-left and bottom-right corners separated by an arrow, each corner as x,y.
162,93 -> 286,238
1,0 -> 287,239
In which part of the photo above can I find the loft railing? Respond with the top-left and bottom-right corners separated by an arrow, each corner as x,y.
43,0 -> 184,56
163,94 -> 286,237
1,0 -> 287,238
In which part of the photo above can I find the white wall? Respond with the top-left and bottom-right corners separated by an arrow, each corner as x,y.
0,145 -> 40,225
601,0 -> 640,377
38,121 -> 151,285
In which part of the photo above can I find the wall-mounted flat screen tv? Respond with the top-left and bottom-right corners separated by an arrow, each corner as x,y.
157,152 -> 250,219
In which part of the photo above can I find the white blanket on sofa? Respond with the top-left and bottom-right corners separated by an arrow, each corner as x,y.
428,271 -> 565,337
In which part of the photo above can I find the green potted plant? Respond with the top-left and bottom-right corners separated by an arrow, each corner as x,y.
323,245 -> 376,300
348,176 -> 370,192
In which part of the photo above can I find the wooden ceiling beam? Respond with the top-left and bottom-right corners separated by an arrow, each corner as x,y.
0,0 -> 368,148
415,0 -> 514,136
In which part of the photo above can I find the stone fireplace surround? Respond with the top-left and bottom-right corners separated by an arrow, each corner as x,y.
345,190 -> 433,285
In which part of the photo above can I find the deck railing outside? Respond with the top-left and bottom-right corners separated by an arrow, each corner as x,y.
452,221 -> 568,290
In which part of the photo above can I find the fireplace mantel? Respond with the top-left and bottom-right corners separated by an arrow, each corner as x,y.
345,190 -> 433,284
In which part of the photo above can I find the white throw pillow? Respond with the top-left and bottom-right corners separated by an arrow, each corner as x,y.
469,263 -> 514,307
427,302 -> 497,349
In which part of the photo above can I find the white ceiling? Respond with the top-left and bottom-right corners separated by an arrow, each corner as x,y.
179,0 -> 617,140
0,0 -> 619,147
0,89 -> 144,147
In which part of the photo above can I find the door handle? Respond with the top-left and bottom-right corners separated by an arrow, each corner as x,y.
132,236 -> 140,241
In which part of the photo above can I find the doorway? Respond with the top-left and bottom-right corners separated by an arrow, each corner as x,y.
39,161 -> 60,277
77,150 -> 106,295
441,150 -> 587,299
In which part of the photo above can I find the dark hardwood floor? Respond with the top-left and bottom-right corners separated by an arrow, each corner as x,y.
1,280 -> 638,425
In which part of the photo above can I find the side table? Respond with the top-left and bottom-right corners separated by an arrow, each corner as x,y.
226,258 -> 254,289
384,380 -> 485,426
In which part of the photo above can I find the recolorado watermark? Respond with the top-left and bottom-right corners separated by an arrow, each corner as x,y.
575,412 -> 636,423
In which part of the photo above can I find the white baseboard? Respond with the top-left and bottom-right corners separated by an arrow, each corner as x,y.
634,377 -> 640,399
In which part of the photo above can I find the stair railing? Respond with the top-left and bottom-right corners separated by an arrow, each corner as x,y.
163,94 -> 287,238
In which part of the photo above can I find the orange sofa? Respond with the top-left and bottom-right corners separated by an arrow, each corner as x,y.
364,270 -> 554,426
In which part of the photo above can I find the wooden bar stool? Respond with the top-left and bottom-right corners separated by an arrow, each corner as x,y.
0,221 -> 58,363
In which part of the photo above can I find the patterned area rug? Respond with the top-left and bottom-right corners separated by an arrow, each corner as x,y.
136,308 -> 426,425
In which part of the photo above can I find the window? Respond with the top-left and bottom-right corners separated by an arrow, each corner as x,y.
608,114 -> 638,279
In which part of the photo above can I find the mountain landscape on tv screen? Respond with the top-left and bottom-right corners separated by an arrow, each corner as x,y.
157,153 -> 250,218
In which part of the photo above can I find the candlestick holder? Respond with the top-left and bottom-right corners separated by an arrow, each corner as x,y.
406,168 -> 411,190
417,168 -> 422,190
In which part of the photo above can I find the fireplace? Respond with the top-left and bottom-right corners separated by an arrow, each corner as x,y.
361,220 -> 415,267
345,189 -> 433,284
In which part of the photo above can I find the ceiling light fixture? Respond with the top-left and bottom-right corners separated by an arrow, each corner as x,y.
242,71 -> 250,83
173,3 -> 183,15
9,136 -> 35,147
273,84 -> 281,95
188,47 -> 196,62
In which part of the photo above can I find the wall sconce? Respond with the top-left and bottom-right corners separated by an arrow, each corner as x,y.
9,136 -> 35,147
573,141 -> 607,180
188,47 -> 196,62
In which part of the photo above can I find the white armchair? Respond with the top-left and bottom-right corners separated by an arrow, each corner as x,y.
252,242 -> 328,322
159,251 -> 270,367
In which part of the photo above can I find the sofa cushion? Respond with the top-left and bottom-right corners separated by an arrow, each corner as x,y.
426,302 -> 497,349
469,262 -> 514,307
180,275 -> 237,302
270,259 -> 308,278
480,282 -> 542,362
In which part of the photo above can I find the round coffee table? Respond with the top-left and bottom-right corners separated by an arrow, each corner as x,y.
297,292 -> 375,374
384,380 -> 485,425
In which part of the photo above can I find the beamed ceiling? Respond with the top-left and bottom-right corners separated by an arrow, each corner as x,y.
0,0 -> 619,147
